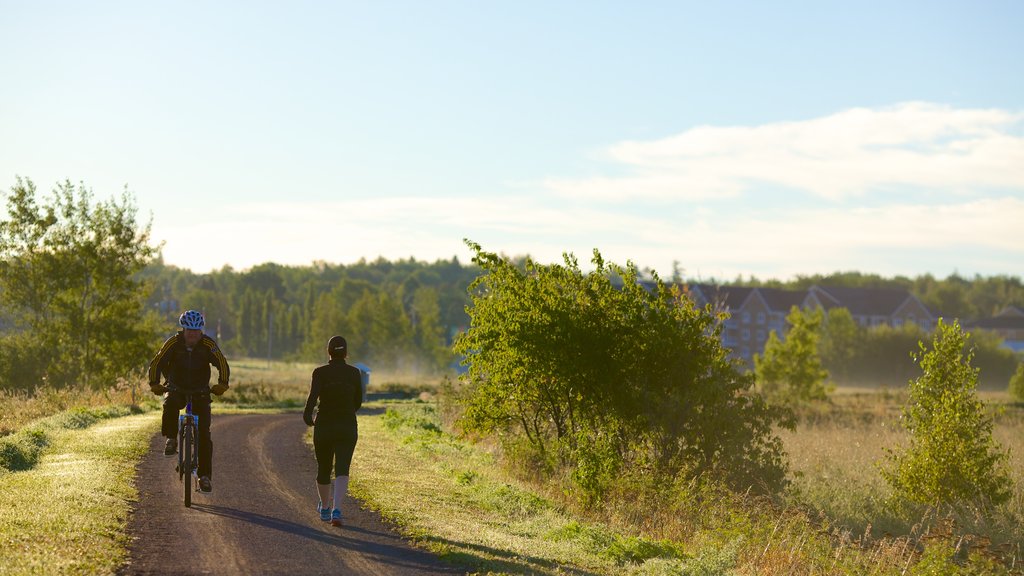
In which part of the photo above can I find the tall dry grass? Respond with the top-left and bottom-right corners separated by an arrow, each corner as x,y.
779,387 -> 1024,570
0,379 -> 150,437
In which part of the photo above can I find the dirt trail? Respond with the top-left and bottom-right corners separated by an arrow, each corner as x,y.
120,412 -> 463,575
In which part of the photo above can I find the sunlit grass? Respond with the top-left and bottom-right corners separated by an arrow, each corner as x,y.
0,381 -> 156,437
343,401 -> 695,574
225,357 -> 450,406
0,412 -> 160,575
2,365 -> 1020,574
780,386 -> 1024,566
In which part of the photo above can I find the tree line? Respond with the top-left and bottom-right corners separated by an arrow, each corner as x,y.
2,177 -> 1022,394
142,254 -> 478,373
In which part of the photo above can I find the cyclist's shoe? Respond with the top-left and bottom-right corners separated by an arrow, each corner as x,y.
164,437 -> 177,455
318,503 -> 331,522
199,476 -> 212,492
330,508 -> 342,527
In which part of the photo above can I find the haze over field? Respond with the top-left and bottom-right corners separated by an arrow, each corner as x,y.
2,1 -> 1022,280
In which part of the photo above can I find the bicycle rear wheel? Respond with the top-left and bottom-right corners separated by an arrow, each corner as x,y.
183,424 -> 193,507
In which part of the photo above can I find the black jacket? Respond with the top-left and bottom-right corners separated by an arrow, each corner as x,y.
303,359 -> 362,428
148,331 -> 230,391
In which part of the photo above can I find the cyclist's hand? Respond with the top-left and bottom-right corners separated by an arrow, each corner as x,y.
211,383 -> 229,396
150,383 -> 167,395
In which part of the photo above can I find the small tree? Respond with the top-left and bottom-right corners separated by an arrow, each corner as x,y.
818,307 -> 860,384
881,319 -> 1012,509
1009,362 -> 1024,403
753,306 -> 830,405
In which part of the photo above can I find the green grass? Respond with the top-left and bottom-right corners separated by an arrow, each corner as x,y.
346,401 -> 695,575
3,363 -> 1020,575
0,411 -> 159,575
349,399 -> 1024,575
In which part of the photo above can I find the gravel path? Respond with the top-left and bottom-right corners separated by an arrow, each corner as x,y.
120,412 -> 463,575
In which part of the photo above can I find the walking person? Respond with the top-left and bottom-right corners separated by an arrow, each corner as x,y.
303,335 -> 363,526
148,310 -> 230,493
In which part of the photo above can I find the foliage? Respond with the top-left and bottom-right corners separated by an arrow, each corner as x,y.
881,319 -> 1012,509
853,323 -> 930,384
143,256 -> 472,372
0,178 -> 160,390
817,306 -> 860,382
754,306 -> 830,405
1009,362 -> 1024,402
966,329 -> 1021,388
453,241 -> 790,501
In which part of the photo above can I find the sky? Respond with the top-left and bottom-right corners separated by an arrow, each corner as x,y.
2,1 -> 1022,281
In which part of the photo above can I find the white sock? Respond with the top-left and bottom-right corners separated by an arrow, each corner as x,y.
333,476 -> 349,511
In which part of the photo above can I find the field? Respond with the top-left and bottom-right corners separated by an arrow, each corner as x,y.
2,362 -> 1022,574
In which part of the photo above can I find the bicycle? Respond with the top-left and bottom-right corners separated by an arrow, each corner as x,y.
174,390 -> 200,508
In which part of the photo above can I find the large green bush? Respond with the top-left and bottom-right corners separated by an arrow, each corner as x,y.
453,241 -> 790,501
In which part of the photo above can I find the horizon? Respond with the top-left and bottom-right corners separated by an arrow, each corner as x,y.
2,2 -> 1022,282
147,247 -> 1023,286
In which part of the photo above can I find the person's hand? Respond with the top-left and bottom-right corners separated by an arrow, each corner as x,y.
150,383 -> 167,395
211,383 -> 229,396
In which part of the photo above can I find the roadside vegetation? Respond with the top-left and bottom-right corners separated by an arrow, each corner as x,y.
1,362 -> 1021,575
0,410 -> 159,574
357,397 -> 1024,575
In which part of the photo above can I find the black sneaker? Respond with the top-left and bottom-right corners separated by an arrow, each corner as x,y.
164,437 -> 177,455
199,476 -> 212,492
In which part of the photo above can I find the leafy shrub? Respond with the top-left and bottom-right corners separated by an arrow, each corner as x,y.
454,241 -> 790,503
881,319 -> 1012,509
754,306 -> 830,405
1008,362 -> 1024,402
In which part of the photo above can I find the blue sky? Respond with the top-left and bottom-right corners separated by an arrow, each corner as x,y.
2,1 -> 1022,281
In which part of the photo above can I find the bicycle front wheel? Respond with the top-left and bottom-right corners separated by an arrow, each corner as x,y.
183,424 -> 193,508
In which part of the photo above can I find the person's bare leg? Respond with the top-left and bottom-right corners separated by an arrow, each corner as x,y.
333,476 -> 348,518
317,482 -> 332,511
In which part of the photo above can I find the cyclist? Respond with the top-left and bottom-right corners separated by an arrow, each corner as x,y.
303,335 -> 362,526
148,309 -> 230,493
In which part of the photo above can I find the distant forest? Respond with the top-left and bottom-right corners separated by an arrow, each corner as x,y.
146,256 -> 1024,374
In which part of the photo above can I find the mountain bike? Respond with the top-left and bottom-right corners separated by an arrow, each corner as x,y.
174,391 -> 200,508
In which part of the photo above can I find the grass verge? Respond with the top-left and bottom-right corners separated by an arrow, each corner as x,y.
346,400 -> 1024,575
345,401 -> 697,575
0,410 -> 159,575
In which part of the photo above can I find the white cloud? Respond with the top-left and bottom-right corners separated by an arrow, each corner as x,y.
545,102 -> 1024,201
154,195 -> 667,272
632,196 -> 1024,280
153,103 -> 1024,279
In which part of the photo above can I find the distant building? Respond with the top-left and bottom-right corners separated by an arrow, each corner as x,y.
965,306 -> 1024,353
646,282 -> 938,367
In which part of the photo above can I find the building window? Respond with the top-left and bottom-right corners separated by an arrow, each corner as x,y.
757,312 -> 766,324
742,312 -> 751,324
756,329 -> 765,341
893,318 -> 904,327
742,329 -> 750,341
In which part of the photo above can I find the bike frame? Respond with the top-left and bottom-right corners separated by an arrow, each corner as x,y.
176,392 -> 199,508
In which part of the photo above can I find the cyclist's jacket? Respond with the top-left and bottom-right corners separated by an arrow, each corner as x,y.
303,359 -> 362,428
148,331 -> 230,392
